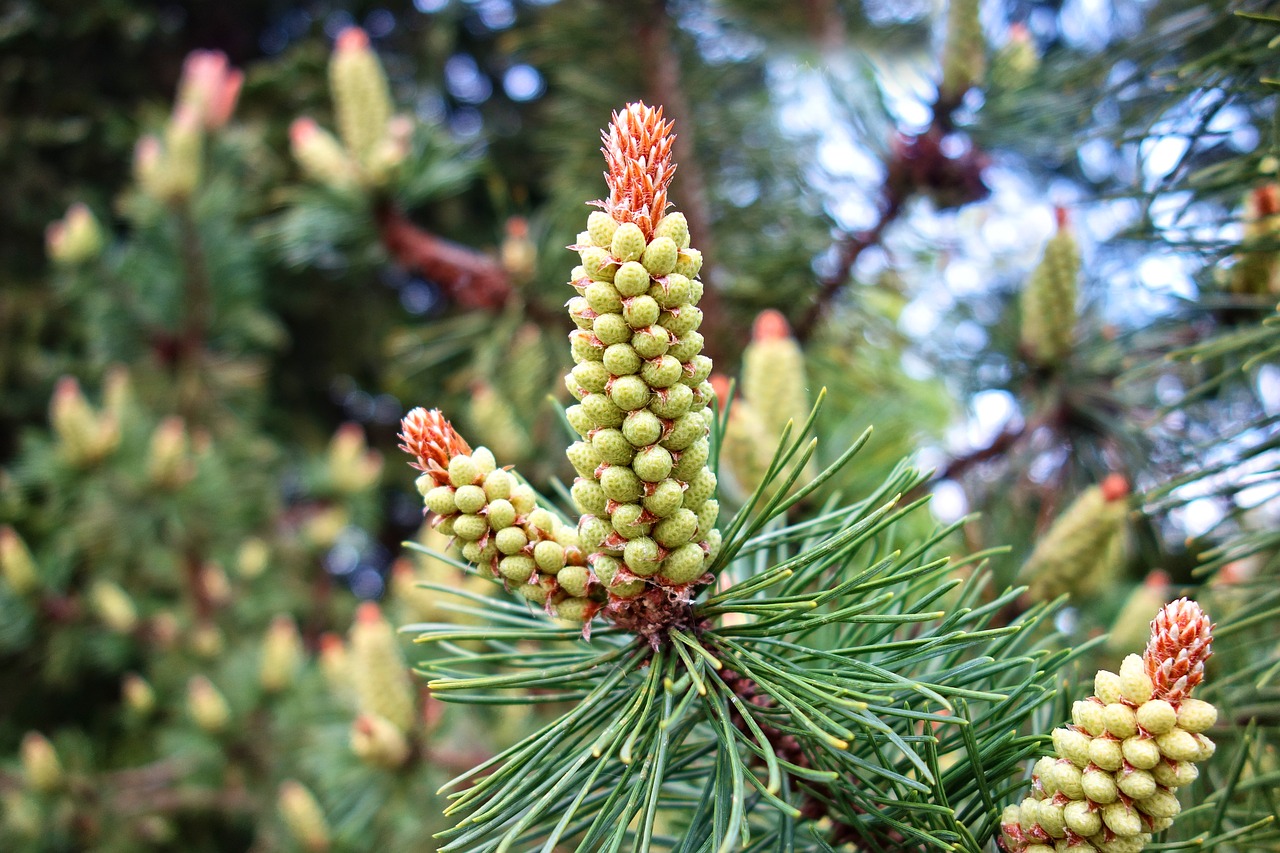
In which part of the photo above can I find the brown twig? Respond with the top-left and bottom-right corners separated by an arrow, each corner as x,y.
638,0 -> 727,364
795,110 -> 989,342
375,203 -> 515,311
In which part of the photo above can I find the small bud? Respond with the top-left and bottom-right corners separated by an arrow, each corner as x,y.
349,602 -> 415,734
319,633 -> 351,698
350,712 -> 411,768
235,537 -> 270,580
939,0 -> 985,101
147,416 -> 195,489
0,525 -> 39,595
329,27 -> 393,168
1121,735 -> 1162,770
20,732 -> 62,792
1176,698 -> 1217,733
1155,728 -> 1201,762
1102,703 -> 1137,739
1101,801 -> 1142,838
1095,669 -> 1123,704
1119,653 -> 1154,704
1135,699 -> 1177,735
187,676 -> 231,733
290,118 -> 360,190
1081,766 -> 1118,803
1088,736 -> 1124,771
1019,212 -> 1080,368
176,50 -> 242,130
611,222 -> 647,263
122,673 -> 156,716
50,376 -> 120,466
327,423 -> 382,494
45,203 -> 105,266
260,615 -> 304,693
90,579 -> 138,634
278,780 -> 331,852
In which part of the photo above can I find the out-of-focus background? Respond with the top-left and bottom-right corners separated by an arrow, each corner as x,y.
1,0 -> 1277,849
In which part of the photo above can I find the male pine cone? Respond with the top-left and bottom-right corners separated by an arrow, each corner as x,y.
1020,209 -> 1080,369
563,103 -> 722,633
999,599 -> 1217,853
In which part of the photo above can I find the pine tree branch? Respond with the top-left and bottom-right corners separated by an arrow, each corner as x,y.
374,203 -> 516,311
718,664 -> 924,851
795,112 -> 989,342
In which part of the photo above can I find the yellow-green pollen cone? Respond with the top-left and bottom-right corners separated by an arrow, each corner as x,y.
998,598 -> 1217,853
397,104 -> 721,641
563,103 -> 721,638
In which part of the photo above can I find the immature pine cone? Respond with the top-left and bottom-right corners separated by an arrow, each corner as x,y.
1020,208 -> 1080,369
1020,474 -> 1129,602
999,598 -> 1217,853
563,103 -> 721,620
400,407 -> 595,623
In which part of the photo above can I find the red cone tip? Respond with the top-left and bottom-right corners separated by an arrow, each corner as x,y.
399,407 -> 472,484
289,117 -> 318,143
1053,206 -> 1070,229
752,309 -> 792,342
1252,185 -> 1280,218
709,375 -> 732,407
1144,597 -> 1213,701
506,216 -> 529,238
1100,473 -> 1128,502
336,27 -> 370,51
356,601 -> 384,625
600,102 -> 676,237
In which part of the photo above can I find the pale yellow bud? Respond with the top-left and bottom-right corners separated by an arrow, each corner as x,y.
329,27 -> 393,168
1102,703 -> 1137,739
20,732 -> 62,792
290,118 -> 360,190
147,416 -> 195,489
349,602 -> 415,733
1063,799 -> 1100,836
90,580 -> 138,634
1072,699 -> 1106,736
1052,727 -> 1091,767
1121,735 -> 1161,770
1118,654 -> 1153,704
1094,670 -> 1122,705
1135,788 -> 1181,819
0,525 -> 39,595
260,615 -> 304,693
1088,736 -> 1124,771
1082,766 -> 1119,803
46,203 -> 105,266
200,562 -> 232,607
278,780 -> 331,852
1175,698 -> 1217,733
1135,699 -> 1177,735
161,105 -> 204,201
50,377 -> 119,466
187,676 -> 231,733
350,713 -> 410,769
1101,801 -> 1142,837
235,537 -> 270,580
327,423 -> 382,494
318,632 -> 351,700
122,673 -> 156,716
1155,728 -> 1201,762
190,622 -> 224,659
